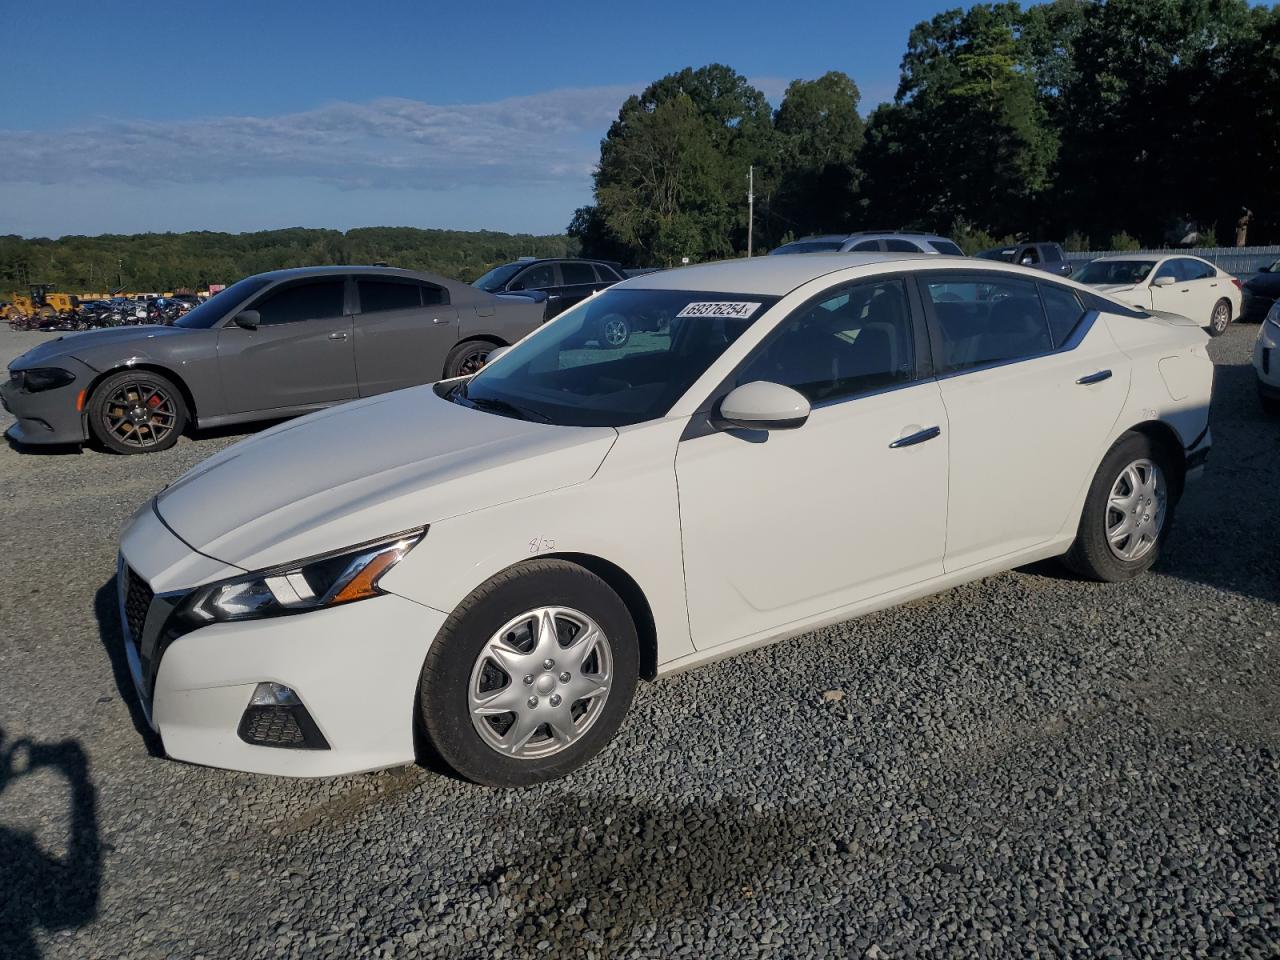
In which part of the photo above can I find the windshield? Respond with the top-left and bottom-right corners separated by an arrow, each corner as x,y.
1075,260 -> 1156,285
770,240 -> 843,255
976,248 -> 1016,262
472,263 -> 524,292
173,275 -> 272,328
454,288 -> 777,427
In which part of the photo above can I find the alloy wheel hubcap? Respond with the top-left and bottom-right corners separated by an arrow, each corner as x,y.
1213,305 -> 1229,330
604,319 -> 627,346
104,381 -> 176,448
468,606 -> 612,759
459,350 -> 490,376
1105,458 -> 1166,561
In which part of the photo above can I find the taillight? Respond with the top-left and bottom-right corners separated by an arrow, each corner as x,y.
1231,277 -> 1242,290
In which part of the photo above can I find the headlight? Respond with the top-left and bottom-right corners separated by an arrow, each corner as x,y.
177,529 -> 424,626
18,367 -> 76,392
1266,301 -> 1280,330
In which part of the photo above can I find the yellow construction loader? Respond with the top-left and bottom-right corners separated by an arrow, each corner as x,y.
4,284 -> 80,322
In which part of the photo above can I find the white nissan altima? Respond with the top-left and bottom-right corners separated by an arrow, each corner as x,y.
117,254 -> 1214,786
1074,254 -> 1242,336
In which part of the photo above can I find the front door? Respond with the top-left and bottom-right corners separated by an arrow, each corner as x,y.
217,277 -> 356,414
675,276 -> 949,650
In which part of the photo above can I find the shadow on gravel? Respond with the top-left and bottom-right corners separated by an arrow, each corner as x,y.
0,728 -> 101,960
439,795 -> 836,957
92,579 -> 162,757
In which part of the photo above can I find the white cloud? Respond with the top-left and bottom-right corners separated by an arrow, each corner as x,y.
0,84 -> 640,192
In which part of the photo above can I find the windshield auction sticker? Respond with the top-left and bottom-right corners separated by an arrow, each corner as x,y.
675,301 -> 763,319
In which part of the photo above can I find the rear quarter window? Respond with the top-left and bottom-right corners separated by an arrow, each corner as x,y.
929,240 -> 964,256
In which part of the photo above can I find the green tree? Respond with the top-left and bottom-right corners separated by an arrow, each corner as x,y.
770,71 -> 865,239
592,64 -> 772,265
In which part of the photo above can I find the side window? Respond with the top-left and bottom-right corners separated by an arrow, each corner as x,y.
418,283 -> 446,306
511,264 -> 556,291
735,278 -> 916,404
1018,246 -> 1041,265
884,238 -> 920,253
849,239 -> 881,252
357,280 -> 420,313
593,264 -> 620,282
923,274 -> 1051,372
1044,244 -> 1064,262
252,280 -> 346,326
1040,283 -> 1087,347
1154,260 -> 1180,282
560,262 -> 595,286
1180,259 -> 1214,281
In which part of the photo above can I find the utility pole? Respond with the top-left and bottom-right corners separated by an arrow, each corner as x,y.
747,165 -> 755,258
117,258 -> 124,290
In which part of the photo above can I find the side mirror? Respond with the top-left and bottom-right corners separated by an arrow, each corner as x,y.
233,310 -> 260,330
1152,276 -> 1176,288
508,280 -> 525,292
1020,256 -> 1034,266
1259,265 -> 1272,274
715,381 -> 810,431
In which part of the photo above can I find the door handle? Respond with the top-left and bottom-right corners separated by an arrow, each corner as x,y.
1076,369 -> 1112,385
328,331 -> 348,341
889,425 -> 941,448
432,317 -> 452,325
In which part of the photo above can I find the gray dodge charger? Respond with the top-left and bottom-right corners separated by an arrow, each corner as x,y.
2,265 -> 547,453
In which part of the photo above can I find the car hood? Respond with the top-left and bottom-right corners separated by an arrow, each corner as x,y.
8,325 -> 189,372
1244,273 -> 1280,293
1090,283 -> 1139,296
155,385 -> 618,572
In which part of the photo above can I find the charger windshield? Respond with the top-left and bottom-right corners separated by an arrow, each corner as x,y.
453,288 -> 777,427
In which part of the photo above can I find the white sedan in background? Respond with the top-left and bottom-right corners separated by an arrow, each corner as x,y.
1074,254 -> 1242,336
117,254 -> 1214,786
1257,302 -> 1280,414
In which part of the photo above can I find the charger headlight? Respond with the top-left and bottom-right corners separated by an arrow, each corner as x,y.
179,529 -> 424,626
1266,300 -> 1280,331
19,367 -> 76,392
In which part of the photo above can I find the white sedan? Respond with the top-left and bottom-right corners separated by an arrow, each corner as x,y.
1256,301 -> 1280,415
117,254 -> 1214,786
1074,254 -> 1242,336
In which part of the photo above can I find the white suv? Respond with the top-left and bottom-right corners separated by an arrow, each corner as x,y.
771,232 -> 964,257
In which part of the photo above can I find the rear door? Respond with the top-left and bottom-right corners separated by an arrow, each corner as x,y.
1180,258 -> 1225,323
921,271 -> 1129,571
217,277 -> 356,414
353,277 -> 458,394
555,261 -> 602,315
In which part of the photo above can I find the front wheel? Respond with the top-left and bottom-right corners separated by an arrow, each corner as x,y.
418,560 -> 638,787
1207,298 -> 1232,337
87,370 -> 188,454
1062,432 -> 1177,582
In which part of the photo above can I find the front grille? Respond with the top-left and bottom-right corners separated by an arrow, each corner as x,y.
123,567 -> 154,641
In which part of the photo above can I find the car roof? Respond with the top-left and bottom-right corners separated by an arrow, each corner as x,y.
620,253 -> 958,295
249,265 -> 446,282
779,235 -> 848,245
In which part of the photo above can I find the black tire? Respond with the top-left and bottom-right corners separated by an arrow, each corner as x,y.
418,559 -> 639,787
443,339 -> 497,379
87,369 -> 188,454
597,314 -> 631,348
1062,432 -> 1179,582
1207,298 -> 1231,337
1262,392 -> 1280,417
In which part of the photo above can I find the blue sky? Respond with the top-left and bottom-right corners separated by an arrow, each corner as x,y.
5,0 -> 973,238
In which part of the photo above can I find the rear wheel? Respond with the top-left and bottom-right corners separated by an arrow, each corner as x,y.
418,560 -> 638,787
443,339 -> 497,379
1207,298 -> 1231,337
87,370 -> 188,454
1063,432 -> 1178,582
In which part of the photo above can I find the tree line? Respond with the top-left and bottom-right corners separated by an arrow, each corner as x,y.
571,0 -> 1280,265
0,227 -> 578,294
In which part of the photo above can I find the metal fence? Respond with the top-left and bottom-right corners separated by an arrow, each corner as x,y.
1064,245 -> 1280,278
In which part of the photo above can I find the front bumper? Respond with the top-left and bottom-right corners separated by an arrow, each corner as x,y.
1,362 -> 92,445
118,506 -> 449,777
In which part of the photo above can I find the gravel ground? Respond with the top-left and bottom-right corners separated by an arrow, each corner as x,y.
0,323 -> 1276,960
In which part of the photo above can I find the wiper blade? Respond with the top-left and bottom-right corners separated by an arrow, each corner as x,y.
464,394 -> 551,423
